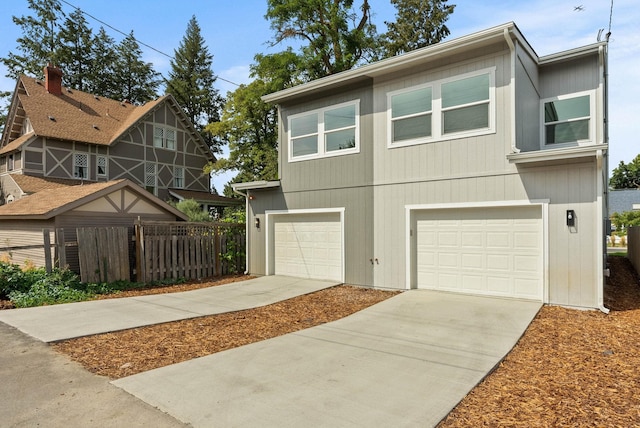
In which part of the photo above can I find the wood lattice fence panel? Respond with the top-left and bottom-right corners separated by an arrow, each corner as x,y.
77,227 -> 131,283
135,221 -> 245,283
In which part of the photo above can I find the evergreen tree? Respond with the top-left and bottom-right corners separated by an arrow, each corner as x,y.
166,16 -> 223,153
57,8 -> 93,92
112,32 -> 161,104
86,28 -> 119,99
1,0 -> 65,79
383,0 -> 455,57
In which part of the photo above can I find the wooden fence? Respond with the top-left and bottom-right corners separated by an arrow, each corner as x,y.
135,220 -> 245,283
0,222 -> 245,284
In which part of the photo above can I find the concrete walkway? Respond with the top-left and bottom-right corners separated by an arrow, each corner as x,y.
0,276 -> 338,342
113,290 -> 541,427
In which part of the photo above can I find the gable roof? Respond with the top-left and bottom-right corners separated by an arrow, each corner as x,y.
0,74 -> 214,163
0,178 -> 188,220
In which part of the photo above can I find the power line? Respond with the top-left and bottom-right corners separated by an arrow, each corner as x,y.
58,0 -> 240,88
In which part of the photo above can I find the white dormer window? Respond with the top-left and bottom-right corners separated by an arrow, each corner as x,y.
73,153 -> 88,179
153,126 -> 176,150
541,90 -> 595,147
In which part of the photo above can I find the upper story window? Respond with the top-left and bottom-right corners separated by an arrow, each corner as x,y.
153,126 -> 176,150
7,154 -> 14,171
388,68 -> 495,148
288,100 -> 359,162
97,156 -> 107,177
73,153 -> 88,179
174,167 -> 184,188
542,91 -> 595,146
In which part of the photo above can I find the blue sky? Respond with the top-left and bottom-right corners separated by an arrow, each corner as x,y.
1,0 -> 638,191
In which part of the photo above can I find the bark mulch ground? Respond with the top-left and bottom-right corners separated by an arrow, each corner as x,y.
15,256 -> 640,425
438,255 -> 640,427
52,283 -> 399,379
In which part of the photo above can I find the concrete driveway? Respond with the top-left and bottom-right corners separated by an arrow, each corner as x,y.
113,290 -> 541,427
0,276 -> 338,342
0,276 -> 541,427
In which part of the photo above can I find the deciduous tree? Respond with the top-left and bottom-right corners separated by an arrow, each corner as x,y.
265,0 -> 379,79
610,155 -> 640,189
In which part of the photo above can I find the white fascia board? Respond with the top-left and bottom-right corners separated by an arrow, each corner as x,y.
231,180 -> 281,191
507,144 -> 608,164
262,22 -> 519,104
538,43 -> 605,65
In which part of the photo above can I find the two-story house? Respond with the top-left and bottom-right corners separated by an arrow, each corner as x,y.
233,22 -> 610,311
0,65 -> 237,269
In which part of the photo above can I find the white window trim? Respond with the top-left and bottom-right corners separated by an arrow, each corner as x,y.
174,166 -> 185,188
540,89 -> 596,149
288,100 -> 360,162
97,155 -> 107,177
73,153 -> 88,179
153,125 -> 177,150
387,67 -> 496,149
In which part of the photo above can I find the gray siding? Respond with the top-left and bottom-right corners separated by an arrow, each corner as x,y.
278,85 -> 374,192
514,42 -> 541,152
0,220 -> 55,268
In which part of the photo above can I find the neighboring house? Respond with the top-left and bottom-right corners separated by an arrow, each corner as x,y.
0,64 -> 235,214
609,189 -> 640,216
0,178 -> 187,271
233,22 -> 610,310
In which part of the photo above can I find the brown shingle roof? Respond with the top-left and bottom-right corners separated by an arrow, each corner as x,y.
0,179 -> 124,217
0,132 -> 35,155
10,174 -> 82,194
18,76 -> 141,146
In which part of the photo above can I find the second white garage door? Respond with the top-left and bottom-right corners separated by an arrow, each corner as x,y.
272,212 -> 342,282
415,205 -> 543,300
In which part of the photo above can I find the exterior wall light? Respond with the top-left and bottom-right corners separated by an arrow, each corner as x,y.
255,217 -> 260,229
566,210 -> 576,227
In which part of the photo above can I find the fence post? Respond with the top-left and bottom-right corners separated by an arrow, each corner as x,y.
43,229 -> 52,273
135,220 -> 145,283
55,228 -> 66,268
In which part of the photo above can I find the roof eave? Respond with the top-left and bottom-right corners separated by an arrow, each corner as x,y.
231,180 -> 281,191
262,22 -> 520,104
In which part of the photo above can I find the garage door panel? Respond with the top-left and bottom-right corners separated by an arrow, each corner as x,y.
416,206 -> 542,300
273,213 -> 342,282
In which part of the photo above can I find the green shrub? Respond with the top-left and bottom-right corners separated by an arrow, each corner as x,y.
8,269 -> 91,308
0,261 -> 49,298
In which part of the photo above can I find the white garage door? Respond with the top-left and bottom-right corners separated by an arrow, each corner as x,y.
273,213 -> 342,282
415,206 -> 542,300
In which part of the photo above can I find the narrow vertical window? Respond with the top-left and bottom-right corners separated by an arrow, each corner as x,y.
97,156 -> 107,177
145,163 -> 157,194
174,166 -> 184,188
153,126 -> 164,147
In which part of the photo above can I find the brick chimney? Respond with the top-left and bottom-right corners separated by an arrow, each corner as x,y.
44,64 -> 62,95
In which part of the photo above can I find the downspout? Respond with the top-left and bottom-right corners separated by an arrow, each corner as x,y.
232,187 -> 250,275
597,43 -> 610,314
504,28 -> 519,154
596,149 -> 609,314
